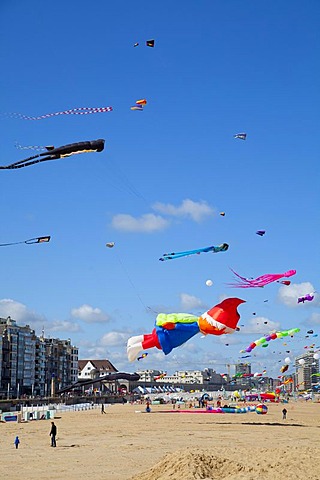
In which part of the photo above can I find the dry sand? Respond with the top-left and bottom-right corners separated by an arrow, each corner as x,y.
0,401 -> 319,480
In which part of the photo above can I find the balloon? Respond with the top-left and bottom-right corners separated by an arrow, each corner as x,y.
206,279 -> 213,287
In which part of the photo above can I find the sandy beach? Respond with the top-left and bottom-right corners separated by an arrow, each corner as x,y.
0,401 -> 319,480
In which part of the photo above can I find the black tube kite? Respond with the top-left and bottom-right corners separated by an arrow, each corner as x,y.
56,372 -> 140,394
0,236 -> 50,247
0,139 -> 105,169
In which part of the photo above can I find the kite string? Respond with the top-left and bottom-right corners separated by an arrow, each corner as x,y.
114,252 -> 158,314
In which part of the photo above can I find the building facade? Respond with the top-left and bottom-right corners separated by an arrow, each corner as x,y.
0,316 -> 78,398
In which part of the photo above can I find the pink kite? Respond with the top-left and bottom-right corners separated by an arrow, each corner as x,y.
228,269 -> 296,288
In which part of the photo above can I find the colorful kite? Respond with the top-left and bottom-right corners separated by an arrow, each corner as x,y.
137,353 -> 148,361
256,230 -> 266,236
159,243 -> 229,261
0,139 -> 105,169
240,328 -> 300,353
127,298 -> 245,361
228,269 -> 296,288
0,236 -> 50,247
146,39 -> 155,47
130,99 -> 147,111
298,293 -> 314,304
7,106 -> 113,120
234,133 -> 247,140
277,280 -> 291,286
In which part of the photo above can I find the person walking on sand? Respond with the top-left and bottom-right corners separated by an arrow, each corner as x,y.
49,421 -> 57,447
14,436 -> 20,449
101,403 -> 107,414
282,408 -> 287,420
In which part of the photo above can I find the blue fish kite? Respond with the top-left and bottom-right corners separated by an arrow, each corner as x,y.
159,243 -> 229,261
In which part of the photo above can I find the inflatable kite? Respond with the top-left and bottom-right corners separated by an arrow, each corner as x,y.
0,139 -> 105,170
228,269 -> 296,288
159,243 -> 229,261
56,372 -> 140,394
234,133 -> 246,140
241,328 -> 300,353
7,106 -> 113,120
298,293 -> 314,304
127,298 -> 245,361
0,236 -> 50,247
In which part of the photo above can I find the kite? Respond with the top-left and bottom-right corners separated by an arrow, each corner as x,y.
0,236 -> 50,247
298,293 -> 314,304
228,268 -> 296,288
307,330 -> 314,334
131,99 -> 147,111
206,280 -> 213,287
56,372 -> 140,394
146,39 -> 155,47
159,243 -> 229,261
154,373 -> 166,380
234,133 -> 246,140
127,298 -> 245,361
106,242 -> 115,248
137,353 -> 148,361
280,364 -> 289,373
133,42 -> 139,47
256,230 -> 266,236
130,105 -> 144,111
240,328 -> 300,353
277,280 -> 291,286
219,212 -> 225,216
0,139 -> 105,170
7,106 -> 113,121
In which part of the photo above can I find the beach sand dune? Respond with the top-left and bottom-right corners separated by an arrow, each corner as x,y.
0,402 -> 318,480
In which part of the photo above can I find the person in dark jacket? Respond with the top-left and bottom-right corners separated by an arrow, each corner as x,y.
49,421 -> 57,447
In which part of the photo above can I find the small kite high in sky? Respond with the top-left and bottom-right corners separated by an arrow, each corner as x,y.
297,293 -> 314,304
127,298 -> 245,361
146,39 -> 155,47
7,106 -> 113,120
228,268 -> 296,288
130,99 -> 147,111
256,230 -> 266,236
0,139 -> 105,169
0,236 -> 50,247
159,243 -> 229,261
234,133 -> 247,140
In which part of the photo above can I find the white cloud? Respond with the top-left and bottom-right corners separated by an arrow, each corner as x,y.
153,199 -> 216,222
308,313 -> 320,325
0,298 -> 47,332
180,293 -> 207,311
111,213 -> 169,232
48,320 -> 82,333
100,331 -> 129,347
277,282 -> 319,308
240,317 -> 281,335
71,304 -> 110,324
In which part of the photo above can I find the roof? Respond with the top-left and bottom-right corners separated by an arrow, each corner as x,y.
78,359 -> 118,373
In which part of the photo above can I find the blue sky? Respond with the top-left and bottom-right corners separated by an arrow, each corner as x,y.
0,0 -> 319,379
